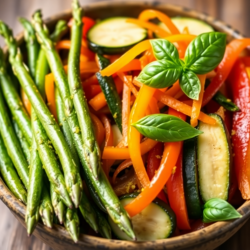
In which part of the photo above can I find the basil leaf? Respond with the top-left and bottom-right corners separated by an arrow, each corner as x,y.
184,32 -> 227,74
203,198 -> 242,223
150,39 -> 181,65
132,114 -> 203,142
137,60 -> 182,88
179,70 -> 201,100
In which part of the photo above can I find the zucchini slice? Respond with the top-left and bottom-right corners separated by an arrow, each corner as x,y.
87,17 -> 147,55
109,193 -> 176,241
197,114 -> 230,202
157,17 -> 214,36
183,138 -> 203,219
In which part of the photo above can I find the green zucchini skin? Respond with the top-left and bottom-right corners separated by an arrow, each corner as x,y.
110,193 -> 176,241
213,91 -> 239,112
197,114 -> 230,202
183,138 -> 202,219
87,17 -> 147,55
96,54 -> 122,132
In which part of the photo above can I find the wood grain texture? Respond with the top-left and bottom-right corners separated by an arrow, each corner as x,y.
0,0 -> 250,249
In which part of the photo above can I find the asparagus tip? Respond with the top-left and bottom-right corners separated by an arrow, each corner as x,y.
56,202 -> 65,224
71,183 -> 82,208
40,207 -> 53,228
26,214 -> 38,236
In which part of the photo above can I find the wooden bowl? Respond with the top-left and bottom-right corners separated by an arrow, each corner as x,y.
1,1 -> 249,250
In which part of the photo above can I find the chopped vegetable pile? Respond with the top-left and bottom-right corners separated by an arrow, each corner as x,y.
0,0 -> 249,243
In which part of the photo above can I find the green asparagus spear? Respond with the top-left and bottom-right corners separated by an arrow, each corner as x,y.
79,191 -> 98,233
0,21 -> 82,208
0,87 -> 29,188
0,134 -> 27,203
64,208 -> 80,243
32,3 -> 135,240
50,183 -> 65,224
13,120 -> 30,163
55,86 -> 80,168
0,47 -> 32,144
95,205 -> 112,239
39,184 -> 54,228
26,135 -> 43,235
19,17 -> 40,78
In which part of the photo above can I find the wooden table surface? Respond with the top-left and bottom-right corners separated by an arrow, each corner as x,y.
1,0 -> 250,249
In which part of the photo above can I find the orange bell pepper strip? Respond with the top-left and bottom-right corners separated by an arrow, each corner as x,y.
138,9 -> 180,34
154,90 -> 216,125
118,59 -> 141,73
202,38 -> 250,107
190,74 -> 206,127
148,97 -> 160,114
128,84 -> 156,187
126,18 -> 170,38
89,112 -> 105,147
89,76 -> 123,111
102,138 -> 158,160
167,150 -> 191,230
21,88 -> 31,116
124,108 -> 183,217
101,34 -> 196,77
56,40 -> 71,50
228,59 -> 250,199
147,142 -> 168,204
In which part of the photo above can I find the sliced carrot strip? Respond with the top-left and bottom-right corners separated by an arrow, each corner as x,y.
56,40 -> 71,50
90,112 -> 105,147
89,77 -> 123,111
154,90 -> 216,125
117,72 -> 138,97
21,88 -> 31,116
102,138 -> 158,159
122,76 -> 131,146
126,18 -> 170,38
190,74 -> 206,127
112,159 -> 133,184
45,73 -> 57,120
148,97 -> 159,114
165,81 -> 181,97
138,9 -> 180,34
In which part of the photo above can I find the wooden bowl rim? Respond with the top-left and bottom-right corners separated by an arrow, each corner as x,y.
1,0 -> 249,248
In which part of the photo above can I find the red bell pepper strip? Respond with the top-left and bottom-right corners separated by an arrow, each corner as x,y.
202,39 -> 250,107
228,58 -> 250,200
124,108 -> 184,217
167,150 -> 191,230
147,143 -> 168,204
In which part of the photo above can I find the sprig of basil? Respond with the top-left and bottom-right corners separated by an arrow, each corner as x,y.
137,32 -> 226,100
203,198 -> 242,223
131,114 -> 203,142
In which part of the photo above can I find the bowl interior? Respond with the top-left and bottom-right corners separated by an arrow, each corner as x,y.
0,1 -> 249,250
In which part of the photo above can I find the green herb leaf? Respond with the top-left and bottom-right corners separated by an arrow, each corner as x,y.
213,91 -> 240,112
179,70 -> 201,100
203,198 -> 242,223
131,114 -> 203,142
150,39 -> 181,65
184,32 -> 227,74
137,60 -> 182,88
